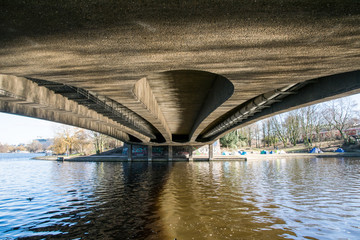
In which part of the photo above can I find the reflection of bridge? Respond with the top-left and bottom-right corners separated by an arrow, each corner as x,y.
1,1 -> 360,152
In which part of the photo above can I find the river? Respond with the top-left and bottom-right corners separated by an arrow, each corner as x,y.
0,153 -> 359,239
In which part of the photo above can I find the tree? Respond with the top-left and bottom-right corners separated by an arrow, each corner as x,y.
253,123 -> 261,148
270,115 -> 288,147
0,143 -> 9,153
322,98 -> 358,142
285,111 -> 301,146
26,140 -> 43,153
51,127 -> 83,155
106,138 -> 123,149
51,136 -> 67,155
261,119 -> 278,148
220,131 -> 240,149
245,126 -> 253,147
50,126 -> 123,155
15,145 -> 27,152
300,106 -> 318,148
93,132 -> 106,154
91,131 -> 124,154
261,120 -> 268,147
73,129 -> 92,155
312,108 -> 325,143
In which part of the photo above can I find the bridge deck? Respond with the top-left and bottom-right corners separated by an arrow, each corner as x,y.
1,0 -> 359,145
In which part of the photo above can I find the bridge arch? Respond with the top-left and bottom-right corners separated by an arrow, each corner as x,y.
133,70 -> 234,143
197,70 -> 360,142
1,71 -> 359,146
0,74 -> 153,143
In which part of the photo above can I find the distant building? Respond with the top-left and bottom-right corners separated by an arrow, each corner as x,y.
345,125 -> 360,136
319,124 -> 360,140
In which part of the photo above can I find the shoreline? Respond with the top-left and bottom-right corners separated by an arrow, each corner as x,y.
245,152 -> 360,160
32,152 -> 360,162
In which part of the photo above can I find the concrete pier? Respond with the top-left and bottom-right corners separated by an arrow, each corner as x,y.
119,141 -> 227,162
148,145 -> 152,162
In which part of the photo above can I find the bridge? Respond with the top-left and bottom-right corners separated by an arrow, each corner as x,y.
1,1 -> 359,155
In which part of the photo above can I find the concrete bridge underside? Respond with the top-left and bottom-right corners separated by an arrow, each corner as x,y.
1,0 -> 359,146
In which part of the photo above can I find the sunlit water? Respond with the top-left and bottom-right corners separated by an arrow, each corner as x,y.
0,153 -> 359,239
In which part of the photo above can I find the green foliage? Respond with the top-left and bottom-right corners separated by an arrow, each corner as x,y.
220,130 -> 248,149
220,131 -> 238,149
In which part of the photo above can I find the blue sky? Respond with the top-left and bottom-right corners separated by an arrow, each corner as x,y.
0,113 -> 66,145
0,93 -> 359,145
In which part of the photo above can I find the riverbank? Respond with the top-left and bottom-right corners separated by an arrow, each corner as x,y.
245,152 -> 360,160
250,140 -> 360,153
33,155 -> 247,162
33,151 -> 360,162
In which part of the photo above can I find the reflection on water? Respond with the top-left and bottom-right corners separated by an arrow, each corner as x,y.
159,159 -> 360,239
0,154 -> 360,239
0,154 -> 171,239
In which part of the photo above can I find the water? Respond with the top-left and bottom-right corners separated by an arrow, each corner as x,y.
0,154 -> 360,239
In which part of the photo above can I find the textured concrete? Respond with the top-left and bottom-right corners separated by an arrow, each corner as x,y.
0,75 -> 149,142
0,1 -> 359,145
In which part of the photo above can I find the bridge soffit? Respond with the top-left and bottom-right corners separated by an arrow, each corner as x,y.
133,70 -> 234,144
1,71 -> 359,146
198,70 -> 360,142
0,74 -> 152,143
132,77 -> 172,142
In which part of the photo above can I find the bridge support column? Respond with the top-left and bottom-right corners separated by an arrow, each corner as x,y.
188,146 -> 193,161
209,143 -> 214,161
168,146 -> 173,161
148,145 -> 152,161
128,144 -> 132,161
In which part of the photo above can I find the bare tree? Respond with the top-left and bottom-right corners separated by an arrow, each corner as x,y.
51,127 -> 84,155
73,129 -> 92,155
300,106 -> 317,148
322,98 -> 358,142
246,126 -> 253,147
285,111 -> 301,146
261,119 -> 278,148
26,140 -> 43,153
51,136 -> 67,155
253,123 -> 261,148
0,143 -> 9,153
93,132 -> 107,154
270,115 -> 288,147
261,121 -> 267,147
312,107 -> 325,143
253,95 -> 359,149
262,119 -> 273,147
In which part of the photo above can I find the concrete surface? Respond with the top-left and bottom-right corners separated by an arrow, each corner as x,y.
1,1 -> 359,145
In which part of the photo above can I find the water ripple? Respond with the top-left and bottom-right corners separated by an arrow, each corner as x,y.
1,154 -> 360,239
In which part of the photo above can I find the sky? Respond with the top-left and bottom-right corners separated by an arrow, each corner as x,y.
0,114 -> 67,145
0,93 -> 359,145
